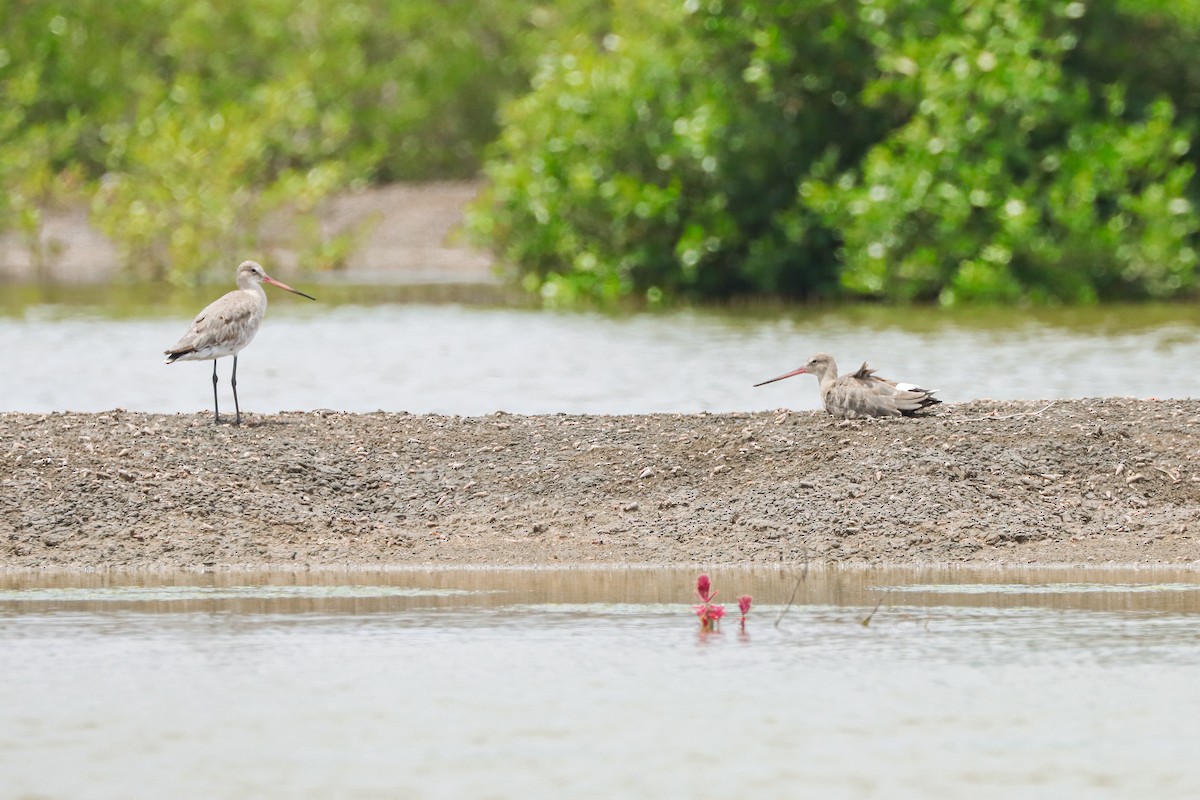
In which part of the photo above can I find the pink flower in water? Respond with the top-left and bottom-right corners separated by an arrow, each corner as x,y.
693,574 -> 725,630
737,595 -> 752,630
693,601 -> 725,630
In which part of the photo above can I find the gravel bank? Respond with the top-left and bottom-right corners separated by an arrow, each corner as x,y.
3,398 -> 1199,571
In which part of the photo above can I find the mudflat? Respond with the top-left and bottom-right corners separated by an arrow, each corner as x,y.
3,398 -> 1199,571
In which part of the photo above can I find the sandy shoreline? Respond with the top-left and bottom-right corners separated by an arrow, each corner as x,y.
3,398 -> 1200,572
0,181 -> 495,285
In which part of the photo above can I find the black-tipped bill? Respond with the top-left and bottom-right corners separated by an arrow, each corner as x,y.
753,366 -> 807,387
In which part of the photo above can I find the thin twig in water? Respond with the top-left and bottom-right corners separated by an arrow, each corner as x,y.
774,548 -> 810,628
946,401 -> 1057,424
860,591 -> 889,627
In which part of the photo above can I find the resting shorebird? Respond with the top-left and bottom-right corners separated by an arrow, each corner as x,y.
165,260 -> 316,425
755,352 -> 940,419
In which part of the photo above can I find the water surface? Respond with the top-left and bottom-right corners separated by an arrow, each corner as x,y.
2,566 -> 1198,799
2,303 -> 1198,414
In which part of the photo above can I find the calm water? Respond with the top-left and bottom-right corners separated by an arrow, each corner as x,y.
2,567 -> 1199,799
2,302 -> 1199,414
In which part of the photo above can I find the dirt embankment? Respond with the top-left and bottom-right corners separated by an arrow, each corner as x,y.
0,182 -> 494,284
3,398 -> 1200,571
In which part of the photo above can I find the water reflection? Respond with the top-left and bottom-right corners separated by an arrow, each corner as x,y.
3,567 -> 1200,799
3,565 -> 1200,614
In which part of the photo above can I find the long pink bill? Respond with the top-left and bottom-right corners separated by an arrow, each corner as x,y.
753,366 -> 807,387
262,274 -> 317,301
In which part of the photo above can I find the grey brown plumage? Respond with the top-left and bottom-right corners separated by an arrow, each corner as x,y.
754,352 -> 940,419
165,260 -> 315,425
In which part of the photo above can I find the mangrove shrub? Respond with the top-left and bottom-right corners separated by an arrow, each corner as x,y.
475,0 -> 1200,304
0,0 -> 595,282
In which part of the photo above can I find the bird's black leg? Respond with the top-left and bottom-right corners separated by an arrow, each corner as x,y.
211,360 -> 220,425
231,355 -> 241,427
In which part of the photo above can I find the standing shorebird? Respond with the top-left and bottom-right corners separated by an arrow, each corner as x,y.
755,352 -> 940,419
165,260 -> 316,426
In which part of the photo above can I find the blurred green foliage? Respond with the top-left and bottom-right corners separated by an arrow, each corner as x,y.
809,0 -> 1198,303
475,0 -> 1200,305
6,0 -> 1200,302
0,0 -> 598,282
474,0 -> 888,305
